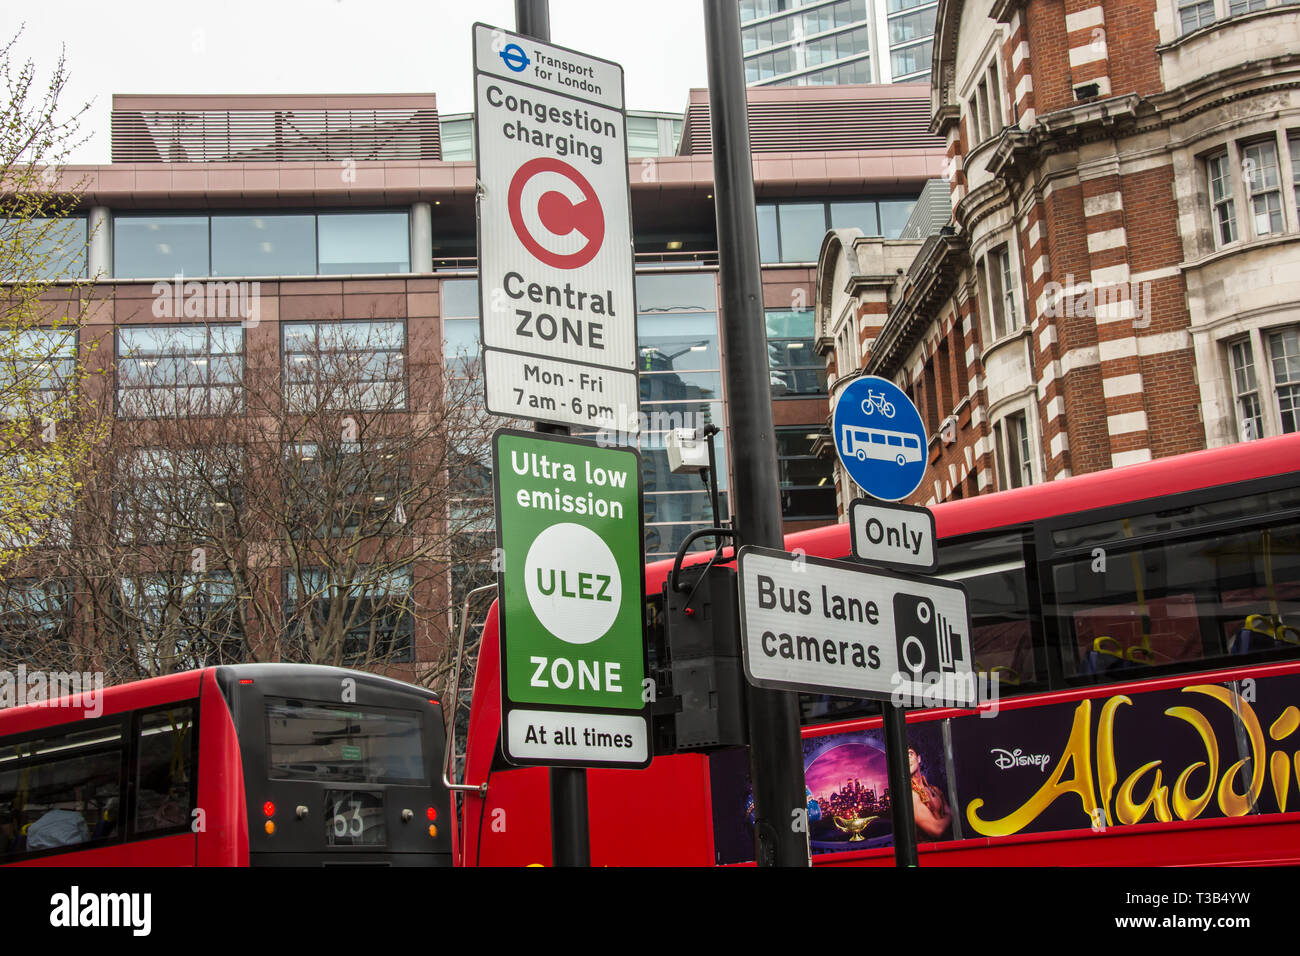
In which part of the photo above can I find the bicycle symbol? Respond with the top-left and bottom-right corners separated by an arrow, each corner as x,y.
861,390 -> 895,418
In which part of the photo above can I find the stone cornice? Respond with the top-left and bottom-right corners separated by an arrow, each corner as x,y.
865,232 -> 969,376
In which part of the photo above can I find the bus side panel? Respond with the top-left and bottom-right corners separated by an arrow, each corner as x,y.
589,754 -> 715,866
15,833 -> 198,867
460,602 -> 503,866
197,669 -> 248,867
469,766 -> 553,866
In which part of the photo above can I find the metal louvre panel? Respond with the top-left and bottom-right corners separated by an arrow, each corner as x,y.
679,97 -> 939,154
111,108 -> 441,163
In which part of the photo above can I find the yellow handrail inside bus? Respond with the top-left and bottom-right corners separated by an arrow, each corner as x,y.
1091,518 -> 1158,663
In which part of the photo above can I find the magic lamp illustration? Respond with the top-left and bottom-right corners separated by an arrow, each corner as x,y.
832,813 -> 879,841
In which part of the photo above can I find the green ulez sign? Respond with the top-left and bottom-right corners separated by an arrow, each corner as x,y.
494,429 -> 649,767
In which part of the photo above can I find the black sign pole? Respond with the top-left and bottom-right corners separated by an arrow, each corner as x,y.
883,704 -> 919,867
703,0 -> 810,867
511,0 -> 592,870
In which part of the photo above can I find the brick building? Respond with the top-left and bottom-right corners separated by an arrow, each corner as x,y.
817,0 -> 1300,510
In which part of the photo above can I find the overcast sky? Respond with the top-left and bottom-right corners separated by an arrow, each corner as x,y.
3,0 -> 710,164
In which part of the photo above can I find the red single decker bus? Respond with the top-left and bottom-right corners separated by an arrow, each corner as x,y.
454,432 -> 1300,866
0,664 -> 453,866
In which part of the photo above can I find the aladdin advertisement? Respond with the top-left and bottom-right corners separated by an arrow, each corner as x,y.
949,673 -> 1300,838
710,670 -> 1300,863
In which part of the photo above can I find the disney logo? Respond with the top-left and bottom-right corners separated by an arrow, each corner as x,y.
991,747 -> 1051,771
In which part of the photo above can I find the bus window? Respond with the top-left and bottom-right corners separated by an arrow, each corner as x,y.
887,435 -> 903,446
0,716 -> 124,859
904,436 -> 919,448
870,432 -> 885,444
1047,515 -> 1300,678
934,530 -> 1039,687
265,698 -> 426,784
135,706 -> 196,835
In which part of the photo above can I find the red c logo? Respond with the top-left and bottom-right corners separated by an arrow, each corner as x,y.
507,157 -> 605,270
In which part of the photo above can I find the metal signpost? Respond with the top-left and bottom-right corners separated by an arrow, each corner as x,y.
473,21 -> 639,435
493,428 -> 650,769
772,375 -> 967,867
476,4 -> 644,866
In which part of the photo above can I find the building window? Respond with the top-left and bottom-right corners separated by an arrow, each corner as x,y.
995,410 -> 1035,489
0,217 -> 87,282
1243,139 -> 1284,237
283,319 -> 406,412
1207,151 -> 1238,246
116,447 -> 241,544
113,216 -> 211,279
888,6 -> 937,45
439,117 -> 475,161
890,39 -> 932,80
0,327 -> 76,417
984,245 -> 1021,340
0,579 -> 72,661
210,214 -> 316,276
967,96 -> 982,144
632,272 -> 728,561
1179,0 -> 1216,32
116,573 -> 244,669
113,211 -> 410,279
285,567 -> 414,665
976,79 -> 992,145
1230,338 -> 1264,440
766,309 -> 827,396
1225,325 -> 1300,440
1269,327 -> 1300,433
758,196 -> 919,262
987,61 -> 1003,130
776,427 -> 835,519
284,437 -> 409,539
1228,0 -> 1267,12
1290,133 -> 1300,220
116,325 -> 244,418
317,213 -> 410,274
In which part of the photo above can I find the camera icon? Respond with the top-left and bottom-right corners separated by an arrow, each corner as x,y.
894,593 -> 963,679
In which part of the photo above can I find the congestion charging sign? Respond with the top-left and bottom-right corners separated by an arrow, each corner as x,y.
473,24 -> 640,435
493,430 -> 650,768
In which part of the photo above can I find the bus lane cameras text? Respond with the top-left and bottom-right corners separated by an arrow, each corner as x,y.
756,574 -> 883,670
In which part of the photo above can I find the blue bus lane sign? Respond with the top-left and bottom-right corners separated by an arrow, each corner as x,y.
832,375 -> 927,502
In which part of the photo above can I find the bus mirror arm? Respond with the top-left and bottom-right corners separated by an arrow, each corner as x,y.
442,583 -> 498,795
669,528 -> 738,609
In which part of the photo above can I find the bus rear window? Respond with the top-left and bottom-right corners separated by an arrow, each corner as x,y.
265,698 -> 425,784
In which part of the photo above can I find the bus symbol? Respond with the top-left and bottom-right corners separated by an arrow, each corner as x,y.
840,424 -> 923,467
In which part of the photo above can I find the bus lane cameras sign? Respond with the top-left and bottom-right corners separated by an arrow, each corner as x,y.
493,429 -> 650,768
473,24 -> 640,435
736,546 -> 977,708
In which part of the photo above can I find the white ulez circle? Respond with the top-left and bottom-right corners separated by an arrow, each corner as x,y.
524,523 -> 621,645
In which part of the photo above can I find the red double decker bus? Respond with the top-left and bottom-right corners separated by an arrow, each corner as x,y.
455,432 -> 1300,866
0,664 -> 453,866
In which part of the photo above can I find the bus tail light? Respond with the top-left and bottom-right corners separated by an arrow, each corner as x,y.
265,820 -> 275,835
426,806 -> 437,822
239,678 -> 255,684
428,824 -> 437,838
263,801 -> 276,817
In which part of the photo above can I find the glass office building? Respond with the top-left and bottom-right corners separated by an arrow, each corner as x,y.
741,0 -> 938,86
